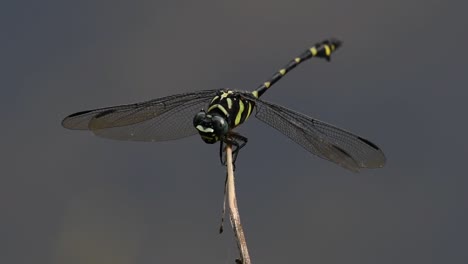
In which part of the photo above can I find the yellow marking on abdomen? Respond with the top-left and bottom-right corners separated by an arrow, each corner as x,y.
264,82 -> 271,88
324,45 -> 331,56
235,100 -> 245,126
295,57 -> 301,63
310,47 -> 318,56
279,69 -> 286,75
252,91 -> 259,98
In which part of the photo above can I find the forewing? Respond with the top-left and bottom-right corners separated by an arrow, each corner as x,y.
244,95 -> 386,172
62,89 -> 219,142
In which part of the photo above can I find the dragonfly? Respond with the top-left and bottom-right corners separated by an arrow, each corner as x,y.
62,38 -> 386,172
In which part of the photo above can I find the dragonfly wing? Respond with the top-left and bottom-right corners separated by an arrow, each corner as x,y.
244,95 -> 386,172
62,89 -> 219,142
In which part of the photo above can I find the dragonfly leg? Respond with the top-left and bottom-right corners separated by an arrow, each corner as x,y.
219,133 -> 248,167
231,134 -> 248,164
219,141 -> 226,165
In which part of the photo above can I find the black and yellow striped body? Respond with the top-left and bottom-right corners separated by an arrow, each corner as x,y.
62,37 -> 386,171
193,90 -> 255,145
207,90 -> 255,129
194,38 -> 342,158
252,39 -> 342,99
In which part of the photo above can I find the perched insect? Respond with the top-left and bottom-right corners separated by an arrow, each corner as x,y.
62,39 -> 386,172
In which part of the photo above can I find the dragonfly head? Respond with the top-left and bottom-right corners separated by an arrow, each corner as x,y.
193,110 -> 229,144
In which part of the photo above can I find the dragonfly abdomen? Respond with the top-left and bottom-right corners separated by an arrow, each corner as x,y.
252,39 -> 342,99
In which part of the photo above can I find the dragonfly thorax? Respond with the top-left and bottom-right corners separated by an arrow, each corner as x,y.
193,110 -> 228,144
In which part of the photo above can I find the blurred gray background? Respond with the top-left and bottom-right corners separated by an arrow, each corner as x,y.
2,0 -> 468,263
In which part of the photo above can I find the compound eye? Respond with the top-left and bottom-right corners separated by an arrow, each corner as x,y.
193,111 -> 206,126
212,116 -> 228,136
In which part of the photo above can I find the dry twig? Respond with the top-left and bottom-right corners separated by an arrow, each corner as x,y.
225,144 -> 251,264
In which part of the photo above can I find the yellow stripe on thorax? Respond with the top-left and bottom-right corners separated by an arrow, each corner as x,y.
220,90 -> 233,100
208,104 -> 229,117
210,95 -> 219,104
235,100 -> 245,126
246,101 -> 253,119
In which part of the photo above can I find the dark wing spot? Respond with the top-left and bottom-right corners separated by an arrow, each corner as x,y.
94,109 -> 116,119
358,136 -> 380,150
329,38 -> 343,49
67,109 -> 93,118
332,145 -> 353,159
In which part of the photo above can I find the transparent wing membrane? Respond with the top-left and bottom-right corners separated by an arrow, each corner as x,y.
244,94 -> 386,172
62,38 -> 386,171
62,90 -> 218,142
